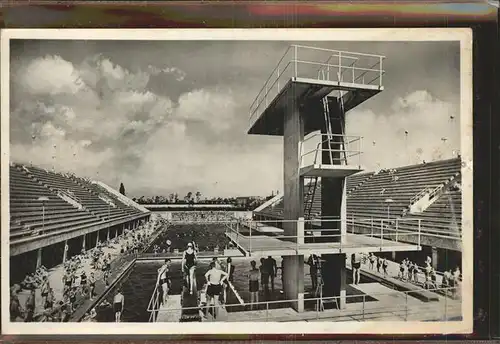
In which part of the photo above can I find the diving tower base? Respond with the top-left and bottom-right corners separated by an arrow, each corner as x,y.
225,231 -> 421,258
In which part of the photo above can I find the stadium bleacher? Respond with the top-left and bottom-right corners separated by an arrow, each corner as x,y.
9,163 -> 146,242
347,158 -> 461,220
254,158 -> 462,239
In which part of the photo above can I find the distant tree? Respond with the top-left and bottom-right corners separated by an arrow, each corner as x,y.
132,197 -> 137,202
155,196 -> 160,204
119,183 -> 126,196
186,191 -> 193,201
168,193 -> 175,203
174,193 -> 179,203
195,191 -> 201,203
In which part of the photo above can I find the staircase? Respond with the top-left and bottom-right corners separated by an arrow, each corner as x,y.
405,172 -> 461,215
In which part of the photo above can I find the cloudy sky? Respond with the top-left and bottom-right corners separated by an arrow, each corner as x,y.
9,39 -> 460,198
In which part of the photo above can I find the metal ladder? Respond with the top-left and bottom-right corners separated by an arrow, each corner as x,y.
304,177 -> 318,220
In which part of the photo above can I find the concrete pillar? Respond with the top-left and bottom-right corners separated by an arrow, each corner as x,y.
107,228 -> 110,241
282,85 -> 305,312
282,255 -> 304,312
391,251 -> 396,261
63,240 -> 68,263
95,231 -> 100,247
36,248 -> 42,269
82,234 -> 86,251
322,254 -> 347,309
431,246 -> 438,270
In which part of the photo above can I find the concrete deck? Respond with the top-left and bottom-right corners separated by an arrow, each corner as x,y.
156,295 -> 182,322
226,232 -> 421,257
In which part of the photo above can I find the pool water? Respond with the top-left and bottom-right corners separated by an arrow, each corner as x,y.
95,257 -> 377,322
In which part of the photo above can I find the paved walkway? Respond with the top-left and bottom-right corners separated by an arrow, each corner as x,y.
13,216 -> 164,322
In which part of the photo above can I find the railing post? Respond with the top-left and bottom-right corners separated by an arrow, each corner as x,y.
396,219 -> 399,242
405,291 -> 408,321
249,220 -> 252,255
266,301 -> 269,321
444,291 -> 448,321
418,219 -> 421,247
294,46 -> 298,77
362,294 -> 366,320
381,219 -> 384,248
338,51 -> 342,82
379,56 -> 383,87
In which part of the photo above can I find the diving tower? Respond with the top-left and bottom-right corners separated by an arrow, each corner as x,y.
239,45 -> 422,313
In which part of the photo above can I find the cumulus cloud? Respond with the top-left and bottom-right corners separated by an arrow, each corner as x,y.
15,55 -> 84,95
9,41 -> 460,198
346,90 -> 460,170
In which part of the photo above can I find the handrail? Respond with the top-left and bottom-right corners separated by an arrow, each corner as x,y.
249,45 -> 386,125
147,286 -> 459,322
290,44 -> 387,58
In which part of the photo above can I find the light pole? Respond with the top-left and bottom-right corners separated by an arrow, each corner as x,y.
37,196 -> 49,234
385,198 -> 394,220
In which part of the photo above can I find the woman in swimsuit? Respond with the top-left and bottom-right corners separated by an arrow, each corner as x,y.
182,243 -> 197,295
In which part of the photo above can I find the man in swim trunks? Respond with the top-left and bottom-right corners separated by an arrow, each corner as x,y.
204,261 -> 228,319
113,288 -> 125,322
351,253 -> 361,285
182,243 -> 197,295
157,259 -> 171,306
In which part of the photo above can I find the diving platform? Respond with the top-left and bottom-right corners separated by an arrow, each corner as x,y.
225,231 -> 421,258
300,164 -> 363,178
156,295 -> 182,322
248,45 -> 385,136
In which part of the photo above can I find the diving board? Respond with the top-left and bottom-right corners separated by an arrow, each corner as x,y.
156,295 -> 182,322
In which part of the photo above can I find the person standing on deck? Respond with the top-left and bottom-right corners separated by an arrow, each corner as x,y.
157,259 -> 171,306
248,260 -> 260,310
266,256 -> 278,294
113,288 -> 125,322
204,262 -> 228,319
351,253 -> 362,285
259,258 -> 270,300
306,254 -> 319,291
221,257 -> 235,305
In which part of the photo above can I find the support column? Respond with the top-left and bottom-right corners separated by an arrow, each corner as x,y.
82,234 -> 86,251
63,240 -> 68,263
36,248 -> 42,269
431,246 -> 438,270
322,254 -> 347,309
391,251 -> 397,261
282,85 -> 305,312
107,228 -> 110,241
95,231 -> 100,247
282,255 -> 304,312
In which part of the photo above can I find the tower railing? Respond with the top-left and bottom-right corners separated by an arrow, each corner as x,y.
224,217 -> 425,255
300,133 -> 362,168
249,45 -> 385,128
